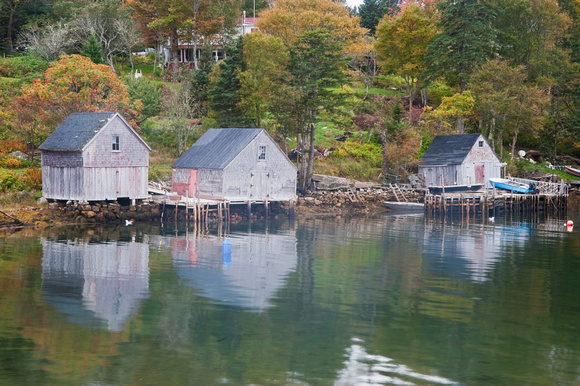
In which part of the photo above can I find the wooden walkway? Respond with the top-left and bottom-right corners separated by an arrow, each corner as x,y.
151,193 -> 295,229
424,178 -> 568,218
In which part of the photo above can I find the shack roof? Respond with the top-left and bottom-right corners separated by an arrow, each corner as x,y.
39,112 -> 150,151
420,133 -> 485,166
172,128 -> 264,169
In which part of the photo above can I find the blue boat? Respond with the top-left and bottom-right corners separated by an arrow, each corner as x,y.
489,178 -> 537,194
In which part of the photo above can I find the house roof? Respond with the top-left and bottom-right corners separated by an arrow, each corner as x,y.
420,134 -> 484,166
172,128 -> 264,169
39,112 -> 117,151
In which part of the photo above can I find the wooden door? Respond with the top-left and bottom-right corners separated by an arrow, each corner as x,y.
475,165 -> 484,184
189,170 -> 197,198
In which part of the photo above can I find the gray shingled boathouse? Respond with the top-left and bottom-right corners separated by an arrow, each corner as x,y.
419,133 -> 505,189
39,112 -> 151,202
172,128 -> 297,202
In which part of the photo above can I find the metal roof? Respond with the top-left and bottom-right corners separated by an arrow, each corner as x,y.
172,128 -> 264,169
39,112 -> 117,151
420,134 -> 485,166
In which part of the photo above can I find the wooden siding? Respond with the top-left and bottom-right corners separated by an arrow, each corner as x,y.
42,166 -> 85,200
419,135 -> 502,188
223,131 -> 296,201
42,151 -> 83,168
172,130 -> 296,202
41,116 -> 149,201
83,117 -> 148,168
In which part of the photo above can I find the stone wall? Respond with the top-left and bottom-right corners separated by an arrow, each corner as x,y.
297,187 -> 424,214
48,200 -> 161,224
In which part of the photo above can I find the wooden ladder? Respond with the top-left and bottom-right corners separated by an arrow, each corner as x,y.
389,183 -> 408,202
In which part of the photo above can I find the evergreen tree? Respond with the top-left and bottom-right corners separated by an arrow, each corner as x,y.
80,33 -> 104,64
424,0 -> 497,93
208,37 -> 249,128
359,0 -> 400,35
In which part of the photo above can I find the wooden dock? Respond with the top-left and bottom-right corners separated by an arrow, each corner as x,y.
151,193 -> 295,230
424,178 -> 568,218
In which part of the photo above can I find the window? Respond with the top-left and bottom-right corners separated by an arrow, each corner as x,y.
258,145 -> 266,161
112,135 -> 120,151
478,140 -> 484,148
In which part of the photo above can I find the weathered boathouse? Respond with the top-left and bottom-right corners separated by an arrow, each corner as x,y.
39,112 -> 151,202
172,128 -> 297,202
419,133 -> 505,189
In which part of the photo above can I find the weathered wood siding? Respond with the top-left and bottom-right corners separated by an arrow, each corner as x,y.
81,116 -> 149,200
42,151 -> 84,200
83,166 -> 148,200
419,135 -> 502,188
463,135 -> 502,187
197,169 -> 224,198
223,131 -> 296,201
41,116 -> 149,201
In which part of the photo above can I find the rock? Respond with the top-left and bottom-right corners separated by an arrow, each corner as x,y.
9,151 -> 27,160
85,211 -> 96,218
37,197 -> 48,205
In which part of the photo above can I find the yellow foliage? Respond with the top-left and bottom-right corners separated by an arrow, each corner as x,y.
256,0 -> 368,52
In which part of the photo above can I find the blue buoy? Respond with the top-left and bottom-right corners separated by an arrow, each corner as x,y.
222,237 -> 232,267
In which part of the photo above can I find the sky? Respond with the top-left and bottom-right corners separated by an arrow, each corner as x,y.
346,0 -> 364,8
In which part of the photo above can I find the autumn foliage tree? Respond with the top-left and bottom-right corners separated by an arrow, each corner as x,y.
12,54 -> 140,149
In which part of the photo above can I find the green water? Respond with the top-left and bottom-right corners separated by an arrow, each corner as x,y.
1,212 -> 579,385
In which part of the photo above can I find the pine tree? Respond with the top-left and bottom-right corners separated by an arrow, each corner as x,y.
80,33 -> 104,64
424,0 -> 497,93
359,0 -> 400,35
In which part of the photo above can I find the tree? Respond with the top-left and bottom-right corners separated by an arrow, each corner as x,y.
238,32 -> 290,128
73,0 -> 139,72
19,22 -> 73,61
358,0 -> 400,35
423,0 -> 497,133
208,37 -> 248,128
286,28 -> 346,190
256,0 -> 367,50
12,54 -> 139,149
424,0 -> 497,94
470,58 -> 549,160
375,2 -> 436,110
80,33 -> 104,64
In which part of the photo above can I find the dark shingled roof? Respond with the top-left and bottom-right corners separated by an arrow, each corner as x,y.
420,134 -> 483,166
39,112 -> 117,150
172,128 -> 264,169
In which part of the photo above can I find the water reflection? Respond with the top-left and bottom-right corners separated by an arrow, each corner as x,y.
167,230 -> 298,311
41,236 -> 149,331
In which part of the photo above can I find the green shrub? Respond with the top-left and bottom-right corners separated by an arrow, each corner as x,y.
0,172 -> 25,192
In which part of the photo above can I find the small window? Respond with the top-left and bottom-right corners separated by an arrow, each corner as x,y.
258,145 -> 266,161
112,136 -> 120,151
478,140 -> 484,148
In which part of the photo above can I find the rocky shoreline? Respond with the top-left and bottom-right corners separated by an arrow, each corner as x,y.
0,186 -> 419,230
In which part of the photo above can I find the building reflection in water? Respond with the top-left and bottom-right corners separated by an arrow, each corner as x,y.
41,238 -> 149,331
169,231 -> 298,311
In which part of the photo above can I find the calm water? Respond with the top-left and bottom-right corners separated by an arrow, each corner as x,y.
1,211 -> 580,385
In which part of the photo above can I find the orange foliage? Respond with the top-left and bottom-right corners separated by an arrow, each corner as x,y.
12,55 -> 141,146
0,139 -> 27,155
21,167 -> 42,190
1,158 -> 22,168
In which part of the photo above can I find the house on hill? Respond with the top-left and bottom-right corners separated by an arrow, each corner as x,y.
39,112 -> 151,202
419,133 -> 505,189
172,128 -> 297,202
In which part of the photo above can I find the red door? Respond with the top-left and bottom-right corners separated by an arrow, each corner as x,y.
189,170 -> 197,198
475,165 -> 484,184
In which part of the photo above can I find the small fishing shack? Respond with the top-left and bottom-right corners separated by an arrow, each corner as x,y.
419,133 -> 505,189
172,128 -> 297,202
39,112 -> 151,202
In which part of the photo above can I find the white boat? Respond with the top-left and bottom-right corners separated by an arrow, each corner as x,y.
384,201 -> 425,212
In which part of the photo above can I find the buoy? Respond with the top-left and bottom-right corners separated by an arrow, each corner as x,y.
567,220 -> 574,227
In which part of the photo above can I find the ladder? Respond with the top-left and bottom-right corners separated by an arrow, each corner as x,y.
389,183 -> 408,202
